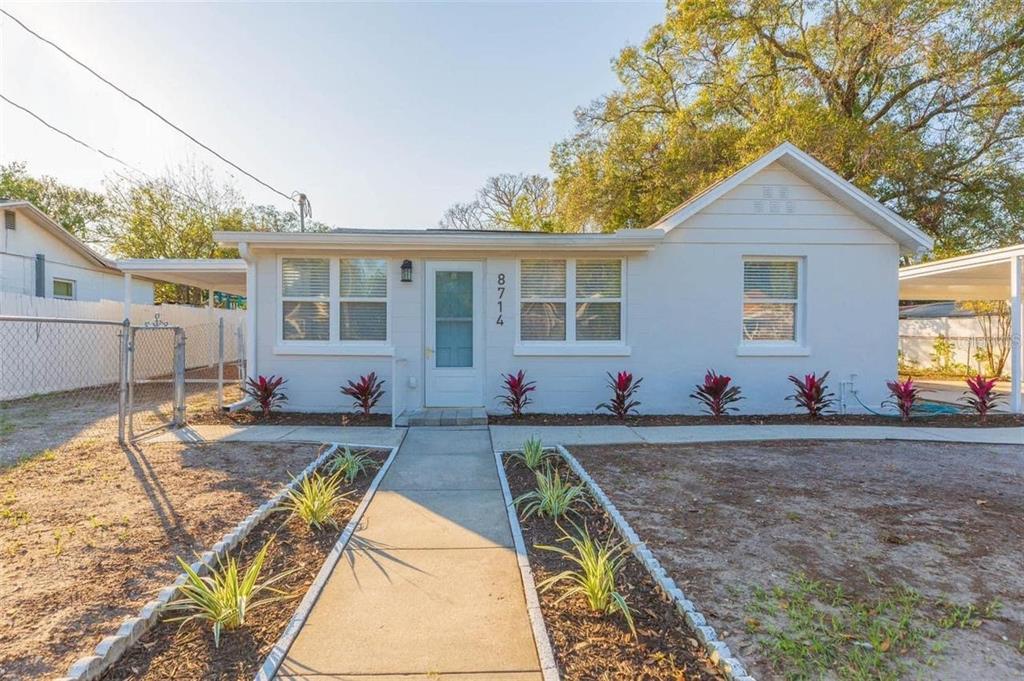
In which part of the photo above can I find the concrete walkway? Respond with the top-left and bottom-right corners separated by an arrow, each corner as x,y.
277,427 -> 542,680
143,424 -> 406,449
145,422 -> 1021,451
490,423 -> 1024,451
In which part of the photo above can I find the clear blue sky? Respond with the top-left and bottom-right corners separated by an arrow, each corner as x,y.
0,2 -> 663,228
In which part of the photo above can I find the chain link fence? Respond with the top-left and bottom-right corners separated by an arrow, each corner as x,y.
0,315 -> 245,446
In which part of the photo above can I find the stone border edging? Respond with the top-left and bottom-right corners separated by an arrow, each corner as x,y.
253,438 -> 403,680
58,442 -> 369,681
494,449 -> 561,681
555,444 -> 756,681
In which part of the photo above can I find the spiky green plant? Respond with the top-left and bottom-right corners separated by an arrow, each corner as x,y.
536,522 -> 636,637
510,437 -> 550,470
328,447 -> 378,483
281,470 -> 349,529
163,539 -> 294,647
513,466 -> 589,520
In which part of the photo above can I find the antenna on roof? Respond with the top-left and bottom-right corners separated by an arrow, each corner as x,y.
293,192 -> 312,232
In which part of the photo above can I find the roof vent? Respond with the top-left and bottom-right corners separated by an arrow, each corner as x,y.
4,209 -> 14,230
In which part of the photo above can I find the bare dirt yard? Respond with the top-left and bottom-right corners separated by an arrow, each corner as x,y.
571,440 -> 1024,681
0,382 -> 242,468
0,437 -> 323,679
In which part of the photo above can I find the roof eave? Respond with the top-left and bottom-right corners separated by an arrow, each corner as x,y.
213,229 -> 665,252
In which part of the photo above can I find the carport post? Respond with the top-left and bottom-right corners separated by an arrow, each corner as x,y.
122,272 -> 133,321
1011,255 -> 1022,414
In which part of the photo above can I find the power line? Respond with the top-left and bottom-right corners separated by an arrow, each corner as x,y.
0,93 -> 143,174
1,93 -> 222,212
0,8 -> 295,203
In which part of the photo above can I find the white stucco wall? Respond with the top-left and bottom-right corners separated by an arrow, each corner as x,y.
250,163 -> 900,415
0,208 -> 154,304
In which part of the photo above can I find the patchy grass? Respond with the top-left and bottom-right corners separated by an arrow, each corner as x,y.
569,440 -> 1024,679
743,573 -> 1006,680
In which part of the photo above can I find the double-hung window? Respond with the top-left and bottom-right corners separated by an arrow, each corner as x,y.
519,258 -> 623,344
741,258 -> 801,343
339,258 -> 387,341
281,258 -> 330,341
280,257 -> 389,345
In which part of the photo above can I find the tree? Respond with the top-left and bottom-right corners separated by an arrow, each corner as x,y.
959,300 -> 1011,377
551,0 -> 1024,255
440,173 -> 561,231
0,162 -> 108,239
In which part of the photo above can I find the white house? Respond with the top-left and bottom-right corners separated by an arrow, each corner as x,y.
0,200 -> 154,304
215,143 -> 934,416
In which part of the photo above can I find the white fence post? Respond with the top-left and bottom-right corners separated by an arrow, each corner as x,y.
217,317 -> 225,411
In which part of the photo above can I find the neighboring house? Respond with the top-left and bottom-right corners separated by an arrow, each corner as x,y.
0,200 -> 154,304
215,143 -> 933,415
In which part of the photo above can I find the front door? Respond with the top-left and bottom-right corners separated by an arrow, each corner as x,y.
425,261 -> 484,407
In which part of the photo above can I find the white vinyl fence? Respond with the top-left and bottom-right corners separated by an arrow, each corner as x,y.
899,316 -> 1010,376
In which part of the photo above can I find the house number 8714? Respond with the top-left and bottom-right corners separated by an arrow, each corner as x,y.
496,273 -> 506,326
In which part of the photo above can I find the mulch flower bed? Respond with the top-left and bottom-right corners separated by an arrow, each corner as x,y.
503,455 -> 726,680
188,410 -> 391,427
101,449 -> 388,681
490,412 -> 1024,427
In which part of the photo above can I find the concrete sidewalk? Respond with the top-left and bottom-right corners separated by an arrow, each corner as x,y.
490,423 -> 1024,451
143,424 -> 406,449
277,427 -> 542,680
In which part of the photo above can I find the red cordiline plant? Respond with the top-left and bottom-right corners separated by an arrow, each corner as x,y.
885,378 -> 921,422
963,375 -> 1000,422
690,370 -> 744,417
341,372 -> 385,416
497,370 -> 537,417
786,371 -> 835,419
596,371 -> 643,419
242,375 -> 288,418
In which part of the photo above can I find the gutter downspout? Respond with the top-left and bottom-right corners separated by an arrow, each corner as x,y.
238,242 -> 257,383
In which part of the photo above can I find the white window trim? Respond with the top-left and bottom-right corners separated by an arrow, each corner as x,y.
52,277 -> 76,300
275,255 -> 393,356
516,257 -> 627,351
737,255 -> 808,356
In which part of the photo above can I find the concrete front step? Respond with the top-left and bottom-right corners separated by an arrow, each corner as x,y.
401,407 -> 488,427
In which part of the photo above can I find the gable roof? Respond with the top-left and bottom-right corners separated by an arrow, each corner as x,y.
0,200 -> 117,271
646,142 -> 934,255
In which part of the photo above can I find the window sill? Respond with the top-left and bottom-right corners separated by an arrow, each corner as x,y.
514,344 -> 631,357
273,344 -> 394,357
736,343 -> 810,357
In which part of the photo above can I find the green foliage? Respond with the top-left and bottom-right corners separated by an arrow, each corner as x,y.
536,522 -> 636,637
549,0 -> 1024,254
164,539 -> 294,647
510,437 -> 550,471
0,162 -> 108,239
513,466 -> 589,521
281,470 -> 349,530
328,447 -> 378,484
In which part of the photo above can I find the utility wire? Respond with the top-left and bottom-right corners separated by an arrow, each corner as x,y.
0,92 -> 143,174
1,8 -> 294,203
1,93 -> 222,213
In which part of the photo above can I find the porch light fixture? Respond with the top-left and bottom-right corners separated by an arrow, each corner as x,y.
401,259 -> 413,283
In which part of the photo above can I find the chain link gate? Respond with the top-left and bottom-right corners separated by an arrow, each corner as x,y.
125,323 -> 186,441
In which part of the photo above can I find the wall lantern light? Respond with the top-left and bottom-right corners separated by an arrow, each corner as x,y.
400,259 -> 413,283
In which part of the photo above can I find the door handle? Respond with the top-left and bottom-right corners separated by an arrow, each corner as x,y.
425,347 -> 434,357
